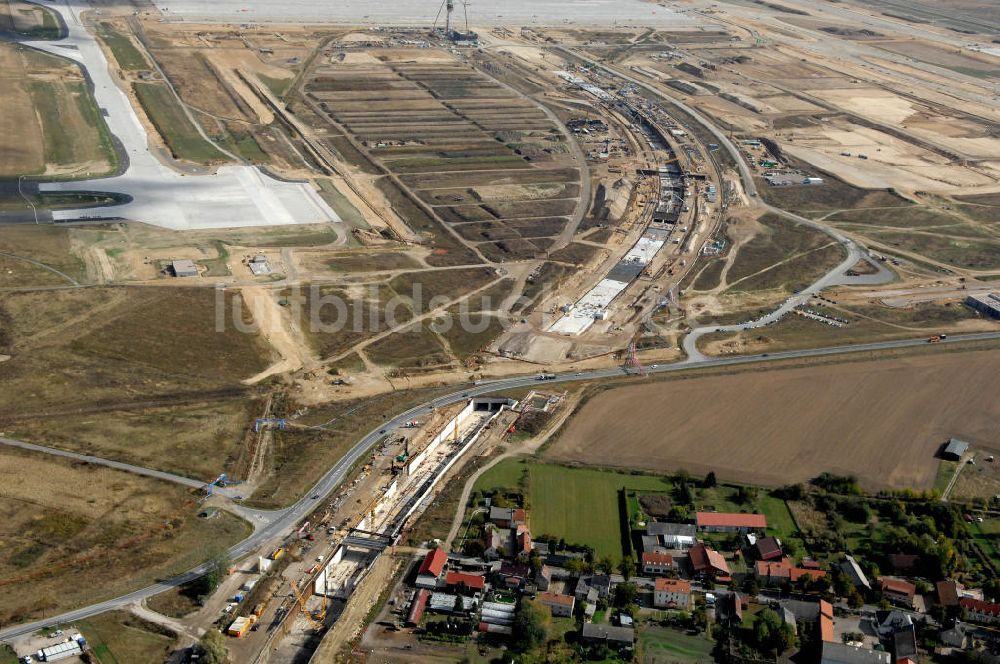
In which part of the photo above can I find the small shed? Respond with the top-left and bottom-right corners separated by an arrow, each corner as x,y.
171,259 -> 199,278
942,438 -> 969,461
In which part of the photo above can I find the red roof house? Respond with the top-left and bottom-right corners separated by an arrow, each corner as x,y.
696,512 -> 767,532
689,542 -> 730,577
445,571 -> 486,592
416,548 -> 448,588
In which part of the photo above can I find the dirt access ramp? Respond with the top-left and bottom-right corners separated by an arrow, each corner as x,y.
547,349 -> 1000,490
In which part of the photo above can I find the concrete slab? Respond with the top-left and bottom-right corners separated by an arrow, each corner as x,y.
28,0 -> 342,231
150,0 -> 701,26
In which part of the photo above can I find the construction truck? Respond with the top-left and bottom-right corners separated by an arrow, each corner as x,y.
927,335 -> 943,343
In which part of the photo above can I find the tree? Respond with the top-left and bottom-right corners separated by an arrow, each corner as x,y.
512,599 -> 548,653
736,485 -> 758,505
703,472 -> 717,488
197,548 -> 231,599
984,578 -> 1000,603
668,505 -> 690,522
199,630 -> 228,664
613,582 -> 638,609
753,608 -> 794,653
597,555 -> 615,575
618,556 -> 635,581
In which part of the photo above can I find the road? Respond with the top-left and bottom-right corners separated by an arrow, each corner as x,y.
683,204 -> 895,360
3,329 -> 1000,640
0,437 -> 211,491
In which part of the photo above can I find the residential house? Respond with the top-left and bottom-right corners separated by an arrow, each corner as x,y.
754,536 -> 783,561
575,575 -> 612,601
653,578 -> 692,610
538,592 -> 575,617
516,524 -> 533,558
642,552 -> 676,576
874,610 -> 913,638
483,523 -> 507,560
937,579 -> 984,607
647,522 -> 698,549
821,641 -> 891,664
581,623 -> 635,650
444,571 -> 486,594
535,565 -> 552,591
840,555 -> 872,591
892,624 -> 918,664
497,561 -> 531,591
960,598 -> 1000,626
696,512 -> 767,533
715,592 -> 743,624
820,600 -> 835,643
689,542 -> 730,578
489,506 -> 526,528
642,534 -> 665,553
754,557 -> 828,586
939,622 -> 968,649
780,598 -> 823,622
880,577 -> 917,607
416,548 -> 448,589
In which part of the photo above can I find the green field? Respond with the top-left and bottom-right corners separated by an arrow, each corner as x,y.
0,644 -> 17,664
79,611 -> 175,664
641,626 -> 715,664
969,518 -> 1000,571
96,23 -> 149,70
474,460 -> 808,559
133,82 -> 225,163
475,460 -> 672,557
27,79 -> 118,175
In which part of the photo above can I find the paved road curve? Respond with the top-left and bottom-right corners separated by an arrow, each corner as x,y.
3,330 -> 999,640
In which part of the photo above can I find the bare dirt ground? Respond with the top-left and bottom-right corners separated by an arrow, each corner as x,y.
546,349 -> 1000,490
0,446 -> 250,626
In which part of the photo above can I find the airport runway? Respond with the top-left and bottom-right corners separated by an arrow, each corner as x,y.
21,0 -> 341,230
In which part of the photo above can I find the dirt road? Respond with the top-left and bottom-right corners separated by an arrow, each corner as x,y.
242,286 -> 311,384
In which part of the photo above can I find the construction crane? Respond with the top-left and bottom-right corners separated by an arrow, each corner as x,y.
313,589 -> 328,623
432,0 -> 470,38
288,578 -> 325,626
623,329 -> 649,376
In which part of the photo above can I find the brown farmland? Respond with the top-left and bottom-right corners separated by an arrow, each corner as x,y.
547,351 -> 1000,490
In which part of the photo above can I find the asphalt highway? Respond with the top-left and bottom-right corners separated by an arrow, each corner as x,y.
3,330 -> 999,640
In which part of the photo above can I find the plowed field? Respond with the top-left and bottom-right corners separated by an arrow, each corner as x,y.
547,350 -> 1000,490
